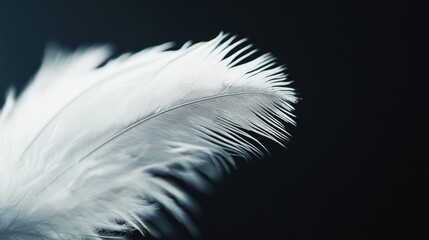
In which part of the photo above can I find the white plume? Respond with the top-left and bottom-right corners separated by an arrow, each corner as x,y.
0,33 -> 296,239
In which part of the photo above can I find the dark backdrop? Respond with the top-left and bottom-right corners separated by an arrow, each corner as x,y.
0,1 -> 426,239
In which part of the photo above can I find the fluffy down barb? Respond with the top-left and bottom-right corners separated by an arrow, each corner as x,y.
0,33 -> 297,239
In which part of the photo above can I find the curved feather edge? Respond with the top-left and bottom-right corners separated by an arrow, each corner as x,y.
0,33 -> 297,240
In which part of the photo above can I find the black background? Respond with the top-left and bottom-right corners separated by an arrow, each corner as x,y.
0,1 -> 426,239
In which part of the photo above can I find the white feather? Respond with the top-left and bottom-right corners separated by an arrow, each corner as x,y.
0,33 -> 296,239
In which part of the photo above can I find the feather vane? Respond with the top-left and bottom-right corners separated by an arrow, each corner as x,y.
0,33 -> 296,239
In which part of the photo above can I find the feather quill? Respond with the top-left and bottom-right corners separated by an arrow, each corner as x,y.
0,33 -> 296,239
